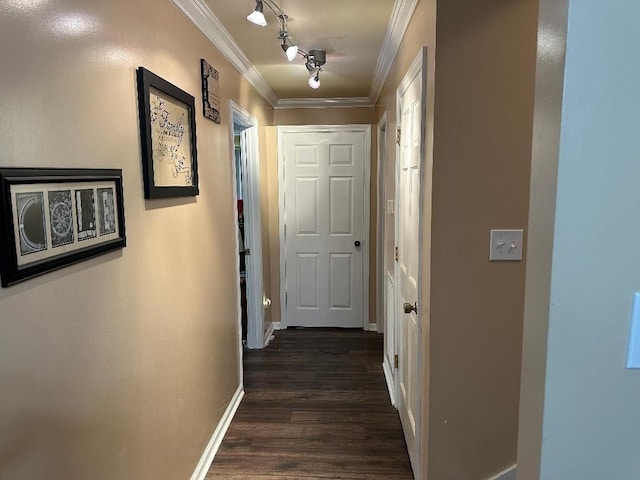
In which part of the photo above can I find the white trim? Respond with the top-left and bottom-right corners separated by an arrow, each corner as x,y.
275,97 -> 373,109
230,101 -> 265,350
271,321 -> 283,330
278,125 -> 371,329
263,321 -> 275,347
362,126 -> 372,329
171,0 -> 278,106
189,385 -> 244,480
370,0 -> 420,104
384,270 -> 397,407
486,465 -> 517,480
368,323 -> 378,332
376,112 -> 389,334
229,111 -> 244,383
394,48 -> 427,480
383,356 -> 398,407
277,128 -> 287,327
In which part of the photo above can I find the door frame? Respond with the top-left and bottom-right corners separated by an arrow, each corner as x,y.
277,125 -> 372,329
376,112 -> 388,335
378,112 -> 399,407
230,100 -> 265,350
394,48 -> 427,479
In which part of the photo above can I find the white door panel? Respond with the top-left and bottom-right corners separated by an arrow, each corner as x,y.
295,177 -> 320,235
396,52 -> 425,478
281,128 -> 368,328
296,253 -> 319,308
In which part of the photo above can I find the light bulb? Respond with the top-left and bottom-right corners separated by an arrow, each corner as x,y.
247,1 -> 267,26
286,45 -> 298,61
308,75 -> 320,89
247,10 -> 267,26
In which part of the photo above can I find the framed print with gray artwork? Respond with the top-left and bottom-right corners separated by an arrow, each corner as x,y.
0,168 -> 126,287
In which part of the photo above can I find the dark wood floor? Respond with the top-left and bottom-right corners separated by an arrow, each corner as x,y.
206,328 -> 414,480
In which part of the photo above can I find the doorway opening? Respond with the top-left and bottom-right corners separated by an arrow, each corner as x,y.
231,101 -> 265,350
233,132 -> 248,345
376,113 -> 388,336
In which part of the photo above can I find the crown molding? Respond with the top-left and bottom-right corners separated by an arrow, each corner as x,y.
275,97 -> 373,109
172,0 -> 416,110
369,0 -> 420,104
171,0 -> 279,107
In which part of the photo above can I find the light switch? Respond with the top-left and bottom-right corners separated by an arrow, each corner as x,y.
387,199 -> 394,215
627,292 -> 640,369
489,229 -> 524,261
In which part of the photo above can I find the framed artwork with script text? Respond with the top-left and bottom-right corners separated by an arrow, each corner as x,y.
136,67 -> 199,199
0,168 -> 126,287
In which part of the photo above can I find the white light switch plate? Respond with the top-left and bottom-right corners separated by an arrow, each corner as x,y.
489,229 -> 524,261
387,199 -> 394,214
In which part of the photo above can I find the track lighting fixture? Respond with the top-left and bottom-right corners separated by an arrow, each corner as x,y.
277,14 -> 299,62
246,0 -> 327,89
304,49 -> 326,89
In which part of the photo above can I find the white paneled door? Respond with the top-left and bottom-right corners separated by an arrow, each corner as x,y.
396,51 -> 425,478
279,126 -> 369,328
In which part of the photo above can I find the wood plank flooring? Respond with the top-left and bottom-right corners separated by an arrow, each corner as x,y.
206,328 -> 414,480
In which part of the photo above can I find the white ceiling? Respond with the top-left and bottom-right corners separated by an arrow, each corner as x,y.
172,0 -> 419,107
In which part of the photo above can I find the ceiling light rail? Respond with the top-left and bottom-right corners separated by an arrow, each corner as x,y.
247,0 -> 326,89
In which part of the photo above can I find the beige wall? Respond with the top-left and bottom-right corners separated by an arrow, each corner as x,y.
375,0 -> 537,478
516,0 -> 567,477
0,0 -> 539,477
0,1 -> 272,479
428,0 -> 537,478
274,107 -> 374,126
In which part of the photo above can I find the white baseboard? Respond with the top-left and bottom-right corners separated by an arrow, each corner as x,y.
190,385 -> 244,480
487,465 -> 517,480
272,322 -> 377,332
263,322 -> 275,346
382,358 -> 397,408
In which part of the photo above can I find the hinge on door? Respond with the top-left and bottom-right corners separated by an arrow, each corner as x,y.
244,248 -> 251,256
285,292 -> 288,307
396,127 -> 401,145
395,246 -> 399,262
394,354 -> 399,369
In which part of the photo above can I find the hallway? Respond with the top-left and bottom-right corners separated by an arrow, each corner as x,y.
206,329 -> 413,479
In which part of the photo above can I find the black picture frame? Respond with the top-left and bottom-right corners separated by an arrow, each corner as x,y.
201,58 -> 221,123
136,67 -> 199,199
0,168 -> 127,287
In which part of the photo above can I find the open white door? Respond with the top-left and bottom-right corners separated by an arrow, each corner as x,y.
231,101 -> 265,350
395,50 -> 427,478
278,125 -> 370,328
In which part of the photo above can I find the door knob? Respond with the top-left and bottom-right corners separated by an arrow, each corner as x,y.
354,240 -> 361,247
403,302 -> 417,314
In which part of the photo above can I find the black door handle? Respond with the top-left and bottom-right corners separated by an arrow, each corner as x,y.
404,302 -> 418,314
354,241 -> 361,247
